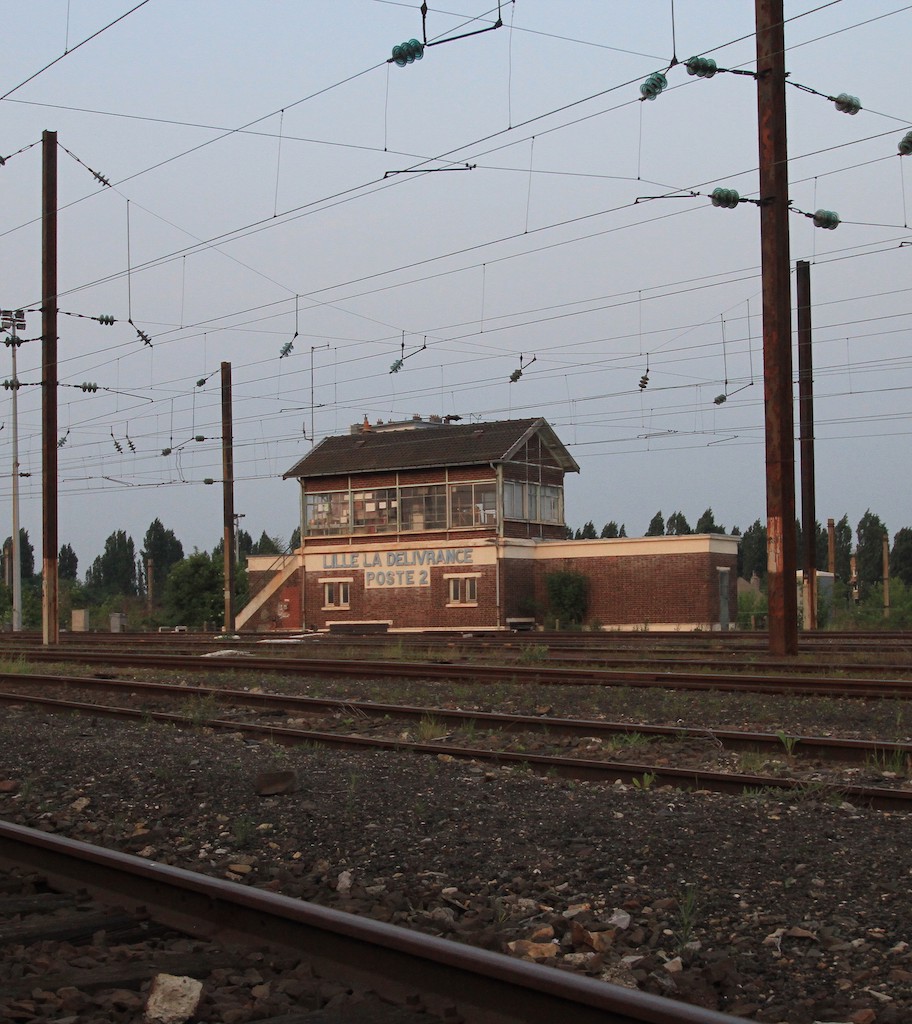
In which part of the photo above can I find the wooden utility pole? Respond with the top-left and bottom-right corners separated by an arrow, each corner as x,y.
41,130 -> 59,645
221,362 -> 235,634
827,517 -> 835,575
756,0 -> 798,655
797,260 -> 816,629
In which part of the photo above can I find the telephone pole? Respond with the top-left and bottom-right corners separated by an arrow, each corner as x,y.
797,260 -> 817,629
42,130 -> 59,645
221,362 -> 235,634
756,0 -> 798,655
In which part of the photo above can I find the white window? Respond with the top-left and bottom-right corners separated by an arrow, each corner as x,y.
503,480 -> 525,519
322,580 -> 350,609
446,575 -> 478,605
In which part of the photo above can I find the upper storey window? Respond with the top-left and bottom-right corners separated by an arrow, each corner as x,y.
399,484 -> 447,531
352,488 -> 398,534
449,483 -> 497,528
305,491 -> 350,535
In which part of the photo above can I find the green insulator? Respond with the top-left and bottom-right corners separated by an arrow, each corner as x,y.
812,209 -> 840,230
686,56 -> 717,78
711,187 -> 740,209
639,72 -> 667,100
393,39 -> 423,66
898,131 -> 912,156
834,93 -> 861,115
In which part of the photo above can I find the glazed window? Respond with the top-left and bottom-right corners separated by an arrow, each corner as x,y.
399,484 -> 447,531
322,581 -> 350,609
305,491 -> 350,535
449,483 -> 497,527
446,575 -> 478,605
352,488 -> 398,534
503,480 -> 525,519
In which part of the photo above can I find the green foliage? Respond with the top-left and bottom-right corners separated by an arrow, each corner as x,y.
891,528 -> 912,587
85,530 -> 137,598
646,510 -> 665,536
737,588 -> 767,629
600,520 -> 621,538
163,552 -> 224,627
58,543 -> 78,581
545,570 -> 588,624
140,519 -> 184,597
695,507 -> 725,534
666,511 -> 692,536
290,525 -> 301,550
830,579 -> 912,630
252,531 -> 282,556
856,509 -> 888,597
576,521 -> 597,539
833,514 -> 852,582
3,529 -> 35,579
738,519 -> 767,581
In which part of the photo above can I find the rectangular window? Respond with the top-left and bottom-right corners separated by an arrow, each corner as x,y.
352,488 -> 398,534
539,485 -> 561,523
503,480 -> 525,519
399,484 -> 447,531
305,491 -> 350,536
322,581 -> 350,609
446,575 -> 478,605
449,482 -> 497,528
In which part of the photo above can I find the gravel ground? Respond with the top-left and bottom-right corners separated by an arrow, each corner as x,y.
1,695 -> 911,1024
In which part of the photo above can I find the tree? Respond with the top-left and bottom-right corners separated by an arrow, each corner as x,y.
163,552 -> 223,627
696,508 -> 725,534
666,511 -> 692,536
833,514 -> 852,583
579,521 -> 597,539
856,510 -> 888,597
290,526 -> 301,550
795,519 -> 828,571
646,511 -> 665,537
739,519 -> 767,581
600,521 -> 621,538
891,528 -> 912,587
545,570 -> 588,625
85,531 -> 137,598
140,519 -> 184,598
251,531 -> 281,556
3,529 -> 35,579
238,529 -> 254,562
58,543 -> 78,581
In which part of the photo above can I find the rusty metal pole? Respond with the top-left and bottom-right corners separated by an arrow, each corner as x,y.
221,362 -> 235,634
756,0 -> 798,655
41,130 -> 59,646
796,260 -> 816,629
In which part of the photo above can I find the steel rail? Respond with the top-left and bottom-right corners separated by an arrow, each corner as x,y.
0,820 -> 741,1024
3,645 -> 912,698
4,690 -> 910,811
3,670 -> 909,765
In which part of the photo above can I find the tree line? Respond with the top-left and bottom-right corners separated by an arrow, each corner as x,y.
0,520 -> 299,631
568,507 -> 912,597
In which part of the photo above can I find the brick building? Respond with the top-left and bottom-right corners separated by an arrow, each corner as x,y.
238,416 -> 738,632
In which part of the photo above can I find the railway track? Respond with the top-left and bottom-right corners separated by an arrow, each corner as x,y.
2,643 -> 912,698
0,820 -> 743,1024
1,668 -> 910,765
4,685 -> 910,812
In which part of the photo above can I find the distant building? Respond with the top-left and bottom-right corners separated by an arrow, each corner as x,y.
238,416 -> 738,632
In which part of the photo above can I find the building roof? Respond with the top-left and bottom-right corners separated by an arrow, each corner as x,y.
283,417 -> 580,480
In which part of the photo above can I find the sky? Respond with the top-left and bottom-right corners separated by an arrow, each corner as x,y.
0,0 -> 910,572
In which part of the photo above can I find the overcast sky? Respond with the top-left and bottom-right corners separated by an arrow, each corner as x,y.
1,1 -> 910,568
